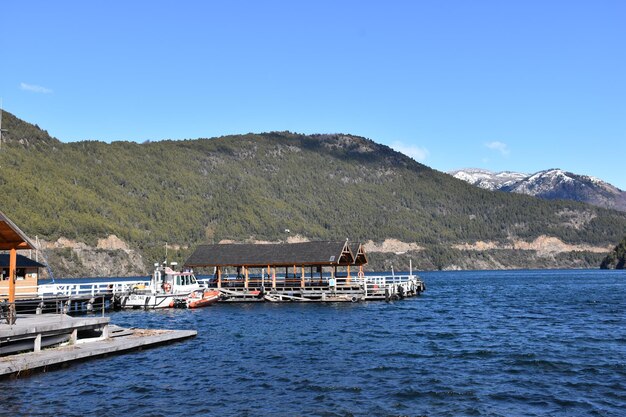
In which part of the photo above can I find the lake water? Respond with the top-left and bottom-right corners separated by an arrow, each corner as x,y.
2,269 -> 625,416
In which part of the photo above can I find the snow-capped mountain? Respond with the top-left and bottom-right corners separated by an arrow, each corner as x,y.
448,168 -> 528,191
450,168 -> 626,212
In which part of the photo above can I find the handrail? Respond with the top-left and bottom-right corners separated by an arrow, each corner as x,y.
197,274 -> 422,291
0,280 -> 149,299
1,275 -> 422,299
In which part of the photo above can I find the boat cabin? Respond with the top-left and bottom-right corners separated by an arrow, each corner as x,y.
146,262 -> 201,294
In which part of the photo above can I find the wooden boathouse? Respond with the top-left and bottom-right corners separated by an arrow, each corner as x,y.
0,211 -> 116,316
186,240 -> 366,288
0,211 -> 37,323
0,254 -> 45,299
185,240 -> 423,302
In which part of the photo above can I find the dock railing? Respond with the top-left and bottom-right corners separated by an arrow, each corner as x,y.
37,281 -> 147,298
352,273 -> 424,298
1,280 -> 151,320
196,273 -> 423,300
0,281 -> 151,301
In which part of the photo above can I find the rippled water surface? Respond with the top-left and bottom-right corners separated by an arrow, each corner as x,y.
2,269 -> 625,416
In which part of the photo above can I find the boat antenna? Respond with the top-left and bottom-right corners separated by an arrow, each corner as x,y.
165,241 -> 168,263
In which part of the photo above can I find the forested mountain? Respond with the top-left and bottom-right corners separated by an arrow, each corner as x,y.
451,168 -> 626,211
600,236 -> 626,269
2,110 -> 626,276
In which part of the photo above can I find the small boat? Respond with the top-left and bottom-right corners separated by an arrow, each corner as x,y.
186,289 -> 221,309
119,262 -> 202,309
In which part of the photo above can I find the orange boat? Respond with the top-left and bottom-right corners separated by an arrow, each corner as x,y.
186,289 -> 221,309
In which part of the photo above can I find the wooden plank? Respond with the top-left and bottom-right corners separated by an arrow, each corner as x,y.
0,314 -> 110,340
0,328 -> 197,378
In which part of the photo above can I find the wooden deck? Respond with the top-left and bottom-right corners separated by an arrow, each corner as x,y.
205,274 -> 426,302
0,314 -> 196,378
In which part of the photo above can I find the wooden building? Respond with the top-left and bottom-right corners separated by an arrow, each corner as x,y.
185,240 -> 424,302
0,211 -> 36,323
185,240 -> 367,290
0,254 -> 45,299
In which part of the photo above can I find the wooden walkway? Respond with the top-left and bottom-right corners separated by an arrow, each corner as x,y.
0,314 -> 196,378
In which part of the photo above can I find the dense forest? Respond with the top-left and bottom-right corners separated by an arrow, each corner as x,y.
2,110 -> 626,275
600,236 -> 626,269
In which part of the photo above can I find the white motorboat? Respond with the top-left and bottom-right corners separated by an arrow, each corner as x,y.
119,262 -> 202,309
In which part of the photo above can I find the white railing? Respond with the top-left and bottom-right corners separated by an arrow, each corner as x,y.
0,281 -> 150,299
36,280 -> 148,298
196,274 -> 422,289
354,274 -> 423,297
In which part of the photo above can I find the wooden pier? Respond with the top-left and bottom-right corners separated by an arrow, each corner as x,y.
0,313 -> 196,378
185,241 -> 426,303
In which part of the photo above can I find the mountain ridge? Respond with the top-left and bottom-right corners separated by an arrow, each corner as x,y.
2,110 -> 626,276
450,168 -> 626,212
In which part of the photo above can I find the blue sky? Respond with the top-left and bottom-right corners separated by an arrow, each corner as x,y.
2,1 -> 625,188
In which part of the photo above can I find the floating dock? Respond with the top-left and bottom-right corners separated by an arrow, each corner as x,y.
184,241 -> 426,303
0,314 -> 196,379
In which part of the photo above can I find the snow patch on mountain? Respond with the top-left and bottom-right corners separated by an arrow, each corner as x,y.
450,168 -> 626,212
449,168 -> 527,191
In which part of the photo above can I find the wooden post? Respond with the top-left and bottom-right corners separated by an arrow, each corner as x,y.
217,267 -> 222,289
272,267 -> 276,289
301,266 -> 305,288
34,334 -> 42,352
244,266 -> 249,289
8,248 -> 17,324
101,324 -> 110,339
347,265 -> 351,284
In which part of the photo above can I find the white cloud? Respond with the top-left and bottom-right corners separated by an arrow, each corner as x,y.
20,82 -> 53,94
391,141 -> 429,162
485,141 -> 510,156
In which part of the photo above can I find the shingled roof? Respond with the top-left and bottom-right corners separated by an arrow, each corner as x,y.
0,254 -> 45,268
185,241 -> 366,268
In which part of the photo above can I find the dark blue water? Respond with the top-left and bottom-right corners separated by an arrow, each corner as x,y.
2,269 -> 625,416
